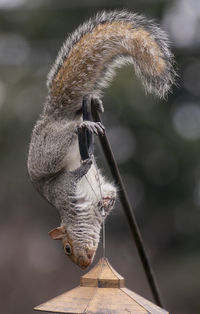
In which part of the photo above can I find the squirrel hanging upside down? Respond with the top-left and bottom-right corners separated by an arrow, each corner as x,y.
27,10 -> 176,269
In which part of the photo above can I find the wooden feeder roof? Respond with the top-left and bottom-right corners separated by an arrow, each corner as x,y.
34,258 -> 169,314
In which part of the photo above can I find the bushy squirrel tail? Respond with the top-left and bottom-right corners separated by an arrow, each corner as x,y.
46,10 -> 176,115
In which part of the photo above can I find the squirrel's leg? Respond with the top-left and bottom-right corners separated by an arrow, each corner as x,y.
42,159 -> 92,210
28,120 -> 81,180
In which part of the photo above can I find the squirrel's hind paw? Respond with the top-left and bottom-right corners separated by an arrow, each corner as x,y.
78,121 -> 105,135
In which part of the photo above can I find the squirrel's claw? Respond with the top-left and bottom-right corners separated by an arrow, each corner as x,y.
82,157 -> 93,166
94,122 -> 105,134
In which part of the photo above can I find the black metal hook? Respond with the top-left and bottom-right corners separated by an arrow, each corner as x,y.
78,96 -> 94,161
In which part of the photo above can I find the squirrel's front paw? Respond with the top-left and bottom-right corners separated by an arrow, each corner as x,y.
102,195 -> 115,211
98,193 -> 116,216
78,121 -> 105,135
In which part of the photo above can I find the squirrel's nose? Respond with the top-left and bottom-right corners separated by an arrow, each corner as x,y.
78,248 -> 95,269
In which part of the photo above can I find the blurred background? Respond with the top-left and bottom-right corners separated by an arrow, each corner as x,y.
0,0 -> 200,313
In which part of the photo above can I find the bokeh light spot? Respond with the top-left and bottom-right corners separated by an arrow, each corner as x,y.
172,103 -> 200,140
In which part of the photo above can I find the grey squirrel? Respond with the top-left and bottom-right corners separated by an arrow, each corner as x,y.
27,10 -> 176,269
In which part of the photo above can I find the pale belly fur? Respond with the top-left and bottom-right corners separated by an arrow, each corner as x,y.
64,138 -> 103,203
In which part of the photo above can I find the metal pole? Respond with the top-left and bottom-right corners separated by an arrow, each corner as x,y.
91,99 -> 164,308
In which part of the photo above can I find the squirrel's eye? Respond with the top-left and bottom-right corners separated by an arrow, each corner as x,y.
65,244 -> 71,255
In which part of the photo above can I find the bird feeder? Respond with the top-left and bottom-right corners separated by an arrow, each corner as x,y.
34,257 -> 168,313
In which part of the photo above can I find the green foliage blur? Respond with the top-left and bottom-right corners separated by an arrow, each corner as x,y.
0,1 -> 200,313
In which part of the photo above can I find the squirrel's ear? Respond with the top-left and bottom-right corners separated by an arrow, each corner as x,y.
48,226 -> 66,240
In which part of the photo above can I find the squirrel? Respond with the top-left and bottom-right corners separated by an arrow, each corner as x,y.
27,10 -> 176,269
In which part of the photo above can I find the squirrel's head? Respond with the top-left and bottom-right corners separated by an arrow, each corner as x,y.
49,225 -> 97,269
